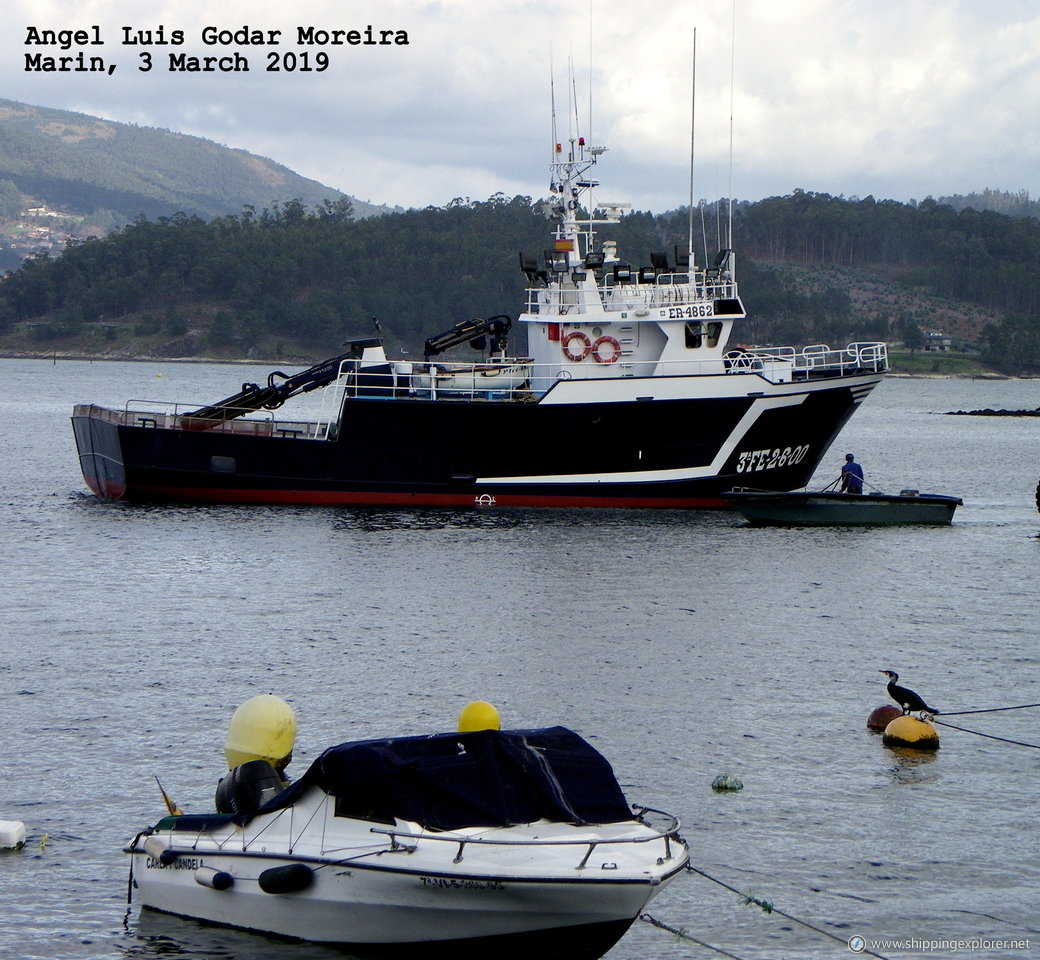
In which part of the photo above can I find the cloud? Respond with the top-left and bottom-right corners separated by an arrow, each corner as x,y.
7,0 -> 1040,211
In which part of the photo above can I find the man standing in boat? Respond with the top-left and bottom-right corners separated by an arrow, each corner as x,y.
841,453 -> 864,494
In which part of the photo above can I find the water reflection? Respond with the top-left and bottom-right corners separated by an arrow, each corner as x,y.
331,506 -> 736,533
333,506 -> 539,533
68,495 -> 738,534
884,748 -> 940,784
124,910 -> 356,959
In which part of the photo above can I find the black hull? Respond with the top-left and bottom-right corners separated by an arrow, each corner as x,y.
73,376 -> 876,508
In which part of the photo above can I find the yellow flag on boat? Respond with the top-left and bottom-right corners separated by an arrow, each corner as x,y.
155,776 -> 183,816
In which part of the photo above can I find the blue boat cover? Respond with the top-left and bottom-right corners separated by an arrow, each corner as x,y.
265,726 -> 633,830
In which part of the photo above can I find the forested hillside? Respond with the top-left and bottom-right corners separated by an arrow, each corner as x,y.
1,189 -> 1038,372
0,99 -> 385,271
939,188 -> 1040,220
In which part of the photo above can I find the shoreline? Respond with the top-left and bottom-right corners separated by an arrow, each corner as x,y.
0,350 -> 289,367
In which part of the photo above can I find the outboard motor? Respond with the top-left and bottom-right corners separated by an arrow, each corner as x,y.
215,759 -> 283,816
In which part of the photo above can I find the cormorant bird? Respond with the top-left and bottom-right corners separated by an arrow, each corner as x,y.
880,670 -> 939,715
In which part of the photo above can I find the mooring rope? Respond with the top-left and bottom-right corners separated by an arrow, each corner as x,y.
639,912 -> 749,959
932,718 -> 1040,749
680,864 -> 894,960
939,702 -> 1040,716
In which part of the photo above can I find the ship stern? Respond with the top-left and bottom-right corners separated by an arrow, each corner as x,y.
72,405 -> 128,499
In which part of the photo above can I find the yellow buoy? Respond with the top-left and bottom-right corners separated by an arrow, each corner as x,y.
225,695 -> 297,771
458,700 -> 501,732
882,714 -> 940,750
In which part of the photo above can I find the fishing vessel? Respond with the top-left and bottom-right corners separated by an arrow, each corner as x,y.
725,489 -> 963,526
127,726 -> 687,958
73,129 -> 887,508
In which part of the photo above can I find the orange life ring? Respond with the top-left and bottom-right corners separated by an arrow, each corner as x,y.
562,331 -> 592,361
591,335 -> 622,363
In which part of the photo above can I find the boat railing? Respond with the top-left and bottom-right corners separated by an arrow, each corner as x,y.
115,400 -> 334,439
369,805 -> 684,869
848,341 -> 889,370
742,341 -> 888,376
341,342 -> 884,399
524,275 -> 738,314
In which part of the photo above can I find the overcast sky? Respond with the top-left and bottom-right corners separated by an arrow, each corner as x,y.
7,0 -> 1040,213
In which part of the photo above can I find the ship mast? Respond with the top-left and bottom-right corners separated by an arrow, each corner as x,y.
546,60 -> 605,271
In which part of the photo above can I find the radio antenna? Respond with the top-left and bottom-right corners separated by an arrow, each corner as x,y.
588,0 -> 593,152
727,0 -> 735,250
549,46 -> 558,161
688,28 -> 697,267
570,53 -> 581,142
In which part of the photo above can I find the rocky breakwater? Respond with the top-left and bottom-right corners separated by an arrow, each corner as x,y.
946,407 -> 1040,416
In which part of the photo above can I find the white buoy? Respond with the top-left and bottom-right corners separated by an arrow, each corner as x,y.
0,820 -> 26,850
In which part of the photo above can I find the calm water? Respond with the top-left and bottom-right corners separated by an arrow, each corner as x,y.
1,358 -> 1038,960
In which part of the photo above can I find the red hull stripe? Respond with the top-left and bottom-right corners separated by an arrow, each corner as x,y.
87,479 -> 730,509
84,474 -> 128,500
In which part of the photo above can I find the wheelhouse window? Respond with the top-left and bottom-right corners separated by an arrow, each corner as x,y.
685,321 -> 703,348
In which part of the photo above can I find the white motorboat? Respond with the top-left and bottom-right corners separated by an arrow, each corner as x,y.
127,726 -> 688,958
410,357 -> 534,398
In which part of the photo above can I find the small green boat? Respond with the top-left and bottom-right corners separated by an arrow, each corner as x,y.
725,489 -> 963,526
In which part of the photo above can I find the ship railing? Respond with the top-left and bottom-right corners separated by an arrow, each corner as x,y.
331,356 -> 536,403
327,343 -> 888,402
598,271 -> 738,299
786,341 -> 888,374
654,273 -> 739,302
369,804 -> 684,869
524,275 -> 738,313
118,400 -> 334,439
848,341 -> 889,370
734,341 -> 887,374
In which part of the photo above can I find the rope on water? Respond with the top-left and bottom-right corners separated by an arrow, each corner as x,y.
932,718 -> 1040,749
683,864 -> 894,960
639,912 -> 749,960
940,701 -> 1040,716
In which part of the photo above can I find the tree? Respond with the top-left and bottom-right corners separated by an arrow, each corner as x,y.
980,315 -> 1040,372
899,318 -> 925,354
